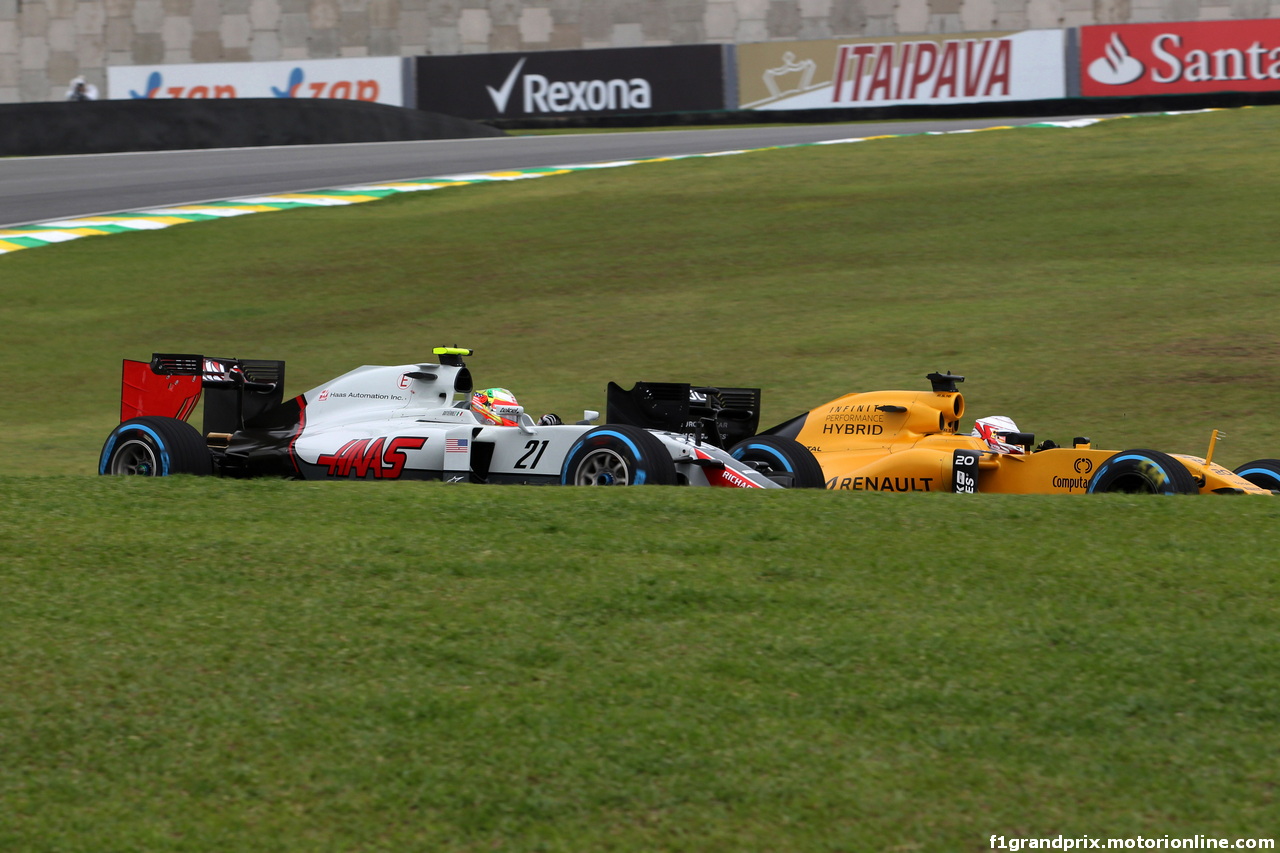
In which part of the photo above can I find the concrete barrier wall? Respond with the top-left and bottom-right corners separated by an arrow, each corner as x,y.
4,1 -> 1279,104
0,98 -> 504,157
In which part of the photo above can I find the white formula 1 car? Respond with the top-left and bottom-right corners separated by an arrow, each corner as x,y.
99,347 -> 825,489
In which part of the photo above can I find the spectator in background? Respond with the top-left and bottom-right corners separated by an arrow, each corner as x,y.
66,76 -> 99,101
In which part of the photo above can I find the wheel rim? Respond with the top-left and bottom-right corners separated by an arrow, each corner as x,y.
1104,459 -> 1171,493
573,448 -> 631,486
110,438 -> 159,476
1104,472 -> 1158,493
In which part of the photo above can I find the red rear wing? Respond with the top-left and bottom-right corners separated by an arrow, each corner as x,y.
121,359 -> 202,422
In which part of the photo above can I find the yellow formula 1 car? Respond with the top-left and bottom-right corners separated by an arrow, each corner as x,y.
734,373 -> 1280,495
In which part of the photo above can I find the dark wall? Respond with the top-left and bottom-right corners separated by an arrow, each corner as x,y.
482,88 -> 1280,130
0,98 -> 505,156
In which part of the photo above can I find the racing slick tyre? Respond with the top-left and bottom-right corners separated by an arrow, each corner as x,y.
1086,449 -> 1198,495
99,416 -> 213,476
560,425 -> 678,486
1232,459 -> 1280,492
728,435 -> 826,488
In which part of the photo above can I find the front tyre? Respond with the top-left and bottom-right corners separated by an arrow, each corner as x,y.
729,435 -> 826,488
100,416 -> 213,476
1232,459 -> 1280,492
560,425 -> 678,486
1086,449 -> 1198,495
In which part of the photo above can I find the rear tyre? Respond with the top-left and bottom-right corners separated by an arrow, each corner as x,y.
100,416 -> 212,476
560,425 -> 678,486
729,435 -> 826,488
1086,449 -> 1197,495
1232,459 -> 1280,492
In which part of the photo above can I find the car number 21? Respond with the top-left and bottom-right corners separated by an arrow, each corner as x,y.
515,440 -> 551,469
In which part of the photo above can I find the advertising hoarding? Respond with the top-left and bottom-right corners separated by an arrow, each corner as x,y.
738,30 -> 1066,110
107,57 -> 407,107
415,46 -> 727,120
1081,19 -> 1280,97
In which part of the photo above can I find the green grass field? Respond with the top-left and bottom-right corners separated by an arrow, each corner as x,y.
3,478 -> 1279,851
2,108 -> 1279,851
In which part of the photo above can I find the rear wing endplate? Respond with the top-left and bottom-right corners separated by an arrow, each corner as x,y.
121,359 -> 202,422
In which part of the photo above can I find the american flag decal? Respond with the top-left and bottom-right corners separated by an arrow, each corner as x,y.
446,438 -> 469,452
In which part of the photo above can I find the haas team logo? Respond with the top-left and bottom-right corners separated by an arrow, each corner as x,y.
1088,33 -> 1145,85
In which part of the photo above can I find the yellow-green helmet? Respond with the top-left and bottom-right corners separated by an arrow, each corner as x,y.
471,387 -> 520,426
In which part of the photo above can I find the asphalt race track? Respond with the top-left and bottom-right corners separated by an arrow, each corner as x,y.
0,116 -> 1092,229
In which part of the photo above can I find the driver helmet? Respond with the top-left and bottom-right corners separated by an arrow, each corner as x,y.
471,387 -> 520,426
971,415 -> 1025,455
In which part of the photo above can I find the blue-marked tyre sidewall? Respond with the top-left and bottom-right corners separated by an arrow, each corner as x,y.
728,435 -> 826,488
1086,449 -> 1198,495
560,425 -> 677,486
1232,458 -> 1280,492
100,416 -> 212,476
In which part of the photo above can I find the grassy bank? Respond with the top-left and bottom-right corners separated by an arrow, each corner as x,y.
2,477 -> 1278,851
